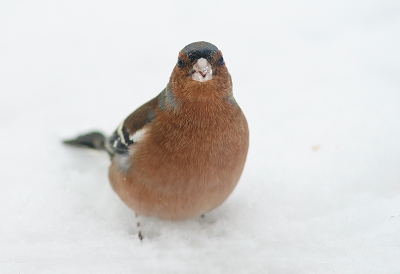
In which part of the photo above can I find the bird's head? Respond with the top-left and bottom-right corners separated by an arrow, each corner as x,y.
169,41 -> 232,101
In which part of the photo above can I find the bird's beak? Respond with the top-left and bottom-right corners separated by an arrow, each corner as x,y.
191,58 -> 213,82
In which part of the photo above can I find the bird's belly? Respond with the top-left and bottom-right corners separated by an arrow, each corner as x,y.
109,132 -> 247,220
109,107 -> 248,221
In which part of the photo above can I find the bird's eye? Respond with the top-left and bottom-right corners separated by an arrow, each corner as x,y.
218,56 -> 225,66
177,58 -> 184,68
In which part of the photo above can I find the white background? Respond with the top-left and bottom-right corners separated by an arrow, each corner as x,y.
1,1 -> 399,273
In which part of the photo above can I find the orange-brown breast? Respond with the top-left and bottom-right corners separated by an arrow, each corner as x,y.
109,98 -> 248,221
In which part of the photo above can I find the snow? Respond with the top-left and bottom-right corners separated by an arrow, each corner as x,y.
1,1 -> 400,273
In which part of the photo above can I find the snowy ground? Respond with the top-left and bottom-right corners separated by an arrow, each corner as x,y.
1,1 -> 400,273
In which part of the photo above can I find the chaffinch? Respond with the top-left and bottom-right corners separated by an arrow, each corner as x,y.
65,41 -> 249,221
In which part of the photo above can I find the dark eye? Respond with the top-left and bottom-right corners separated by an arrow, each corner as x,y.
177,58 -> 184,68
218,56 -> 225,66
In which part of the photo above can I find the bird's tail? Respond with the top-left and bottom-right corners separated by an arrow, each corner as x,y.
63,131 -> 106,150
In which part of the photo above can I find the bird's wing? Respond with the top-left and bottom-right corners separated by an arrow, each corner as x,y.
106,95 -> 158,156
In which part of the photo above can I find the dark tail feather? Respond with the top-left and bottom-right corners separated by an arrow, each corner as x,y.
63,132 -> 106,150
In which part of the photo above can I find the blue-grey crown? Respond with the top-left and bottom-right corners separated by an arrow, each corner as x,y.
182,41 -> 219,63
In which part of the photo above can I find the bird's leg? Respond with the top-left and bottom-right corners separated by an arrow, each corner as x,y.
138,230 -> 144,241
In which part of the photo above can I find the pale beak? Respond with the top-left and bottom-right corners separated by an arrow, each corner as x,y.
191,58 -> 213,82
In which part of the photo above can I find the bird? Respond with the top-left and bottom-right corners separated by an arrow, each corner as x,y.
64,41 -> 249,221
